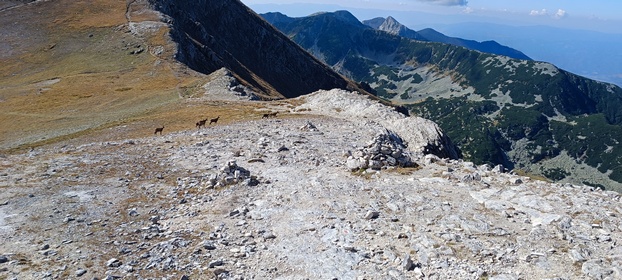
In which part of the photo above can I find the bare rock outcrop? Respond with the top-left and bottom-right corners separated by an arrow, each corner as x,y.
295,89 -> 460,159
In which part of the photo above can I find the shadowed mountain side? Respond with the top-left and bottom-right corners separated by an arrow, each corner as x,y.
416,28 -> 531,61
149,0 -> 361,99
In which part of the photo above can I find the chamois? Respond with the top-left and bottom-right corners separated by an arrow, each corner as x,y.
154,126 -> 164,135
209,116 -> 220,125
196,118 -> 208,129
262,112 -> 278,119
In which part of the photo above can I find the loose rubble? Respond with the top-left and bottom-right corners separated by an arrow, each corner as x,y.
346,129 -> 415,171
0,90 -> 621,280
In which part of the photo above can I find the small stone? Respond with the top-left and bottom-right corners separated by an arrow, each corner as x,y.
208,259 -> 224,268
510,178 -> 523,185
597,235 -> 612,242
180,275 -> 190,280
424,154 -> 441,164
346,158 -> 367,171
364,211 -> 380,220
40,244 -> 50,251
569,248 -> 589,263
492,165 -> 505,173
106,258 -> 122,267
402,254 -> 414,271
203,241 -> 217,250
75,269 -> 87,277
263,232 -> 277,239
128,209 -> 139,216
0,255 -> 8,264
368,160 -> 383,170
149,215 -> 160,224
229,209 -> 240,217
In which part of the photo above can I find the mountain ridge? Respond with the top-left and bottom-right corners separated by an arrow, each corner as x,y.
361,16 -> 531,60
261,9 -> 622,191
149,0 -> 365,99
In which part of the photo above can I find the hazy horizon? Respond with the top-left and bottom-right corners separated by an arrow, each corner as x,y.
242,0 -> 622,35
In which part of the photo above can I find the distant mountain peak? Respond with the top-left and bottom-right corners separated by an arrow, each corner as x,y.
379,16 -> 403,34
367,16 -> 427,41
363,16 -> 531,60
362,17 -> 385,29
310,10 -> 363,26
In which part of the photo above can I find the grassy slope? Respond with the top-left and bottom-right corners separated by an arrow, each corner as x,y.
0,0 -> 210,152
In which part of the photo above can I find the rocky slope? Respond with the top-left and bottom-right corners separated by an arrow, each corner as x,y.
261,10 -> 622,191
148,0 -> 364,99
1,88 -> 621,280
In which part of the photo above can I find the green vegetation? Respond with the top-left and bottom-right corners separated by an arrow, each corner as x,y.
542,168 -> 570,181
550,114 -> 622,182
267,10 -> 622,188
408,98 -> 509,166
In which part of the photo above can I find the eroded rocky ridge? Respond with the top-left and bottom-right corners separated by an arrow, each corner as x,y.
1,89 -> 621,280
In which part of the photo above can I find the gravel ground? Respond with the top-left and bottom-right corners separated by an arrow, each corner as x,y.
1,89 -> 621,280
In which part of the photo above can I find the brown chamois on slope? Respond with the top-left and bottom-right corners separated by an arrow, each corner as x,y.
209,116 -> 220,125
196,118 -> 208,129
262,112 -> 278,119
154,126 -> 164,135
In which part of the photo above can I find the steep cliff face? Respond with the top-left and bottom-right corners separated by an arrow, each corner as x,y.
149,0 -> 358,98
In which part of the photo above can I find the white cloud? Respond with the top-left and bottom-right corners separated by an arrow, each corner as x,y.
529,9 -> 548,16
415,0 -> 468,6
462,7 -> 474,14
554,9 -> 568,19
529,8 -> 568,19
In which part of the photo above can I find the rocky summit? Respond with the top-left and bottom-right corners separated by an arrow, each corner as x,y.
1,86 -> 621,280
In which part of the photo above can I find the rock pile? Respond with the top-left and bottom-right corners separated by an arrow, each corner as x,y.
208,161 -> 259,188
346,130 -> 416,171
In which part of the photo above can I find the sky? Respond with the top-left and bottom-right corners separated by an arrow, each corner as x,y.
240,0 -> 622,34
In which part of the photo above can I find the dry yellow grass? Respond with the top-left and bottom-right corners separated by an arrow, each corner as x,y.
0,0 -> 212,153
0,0 -> 314,154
